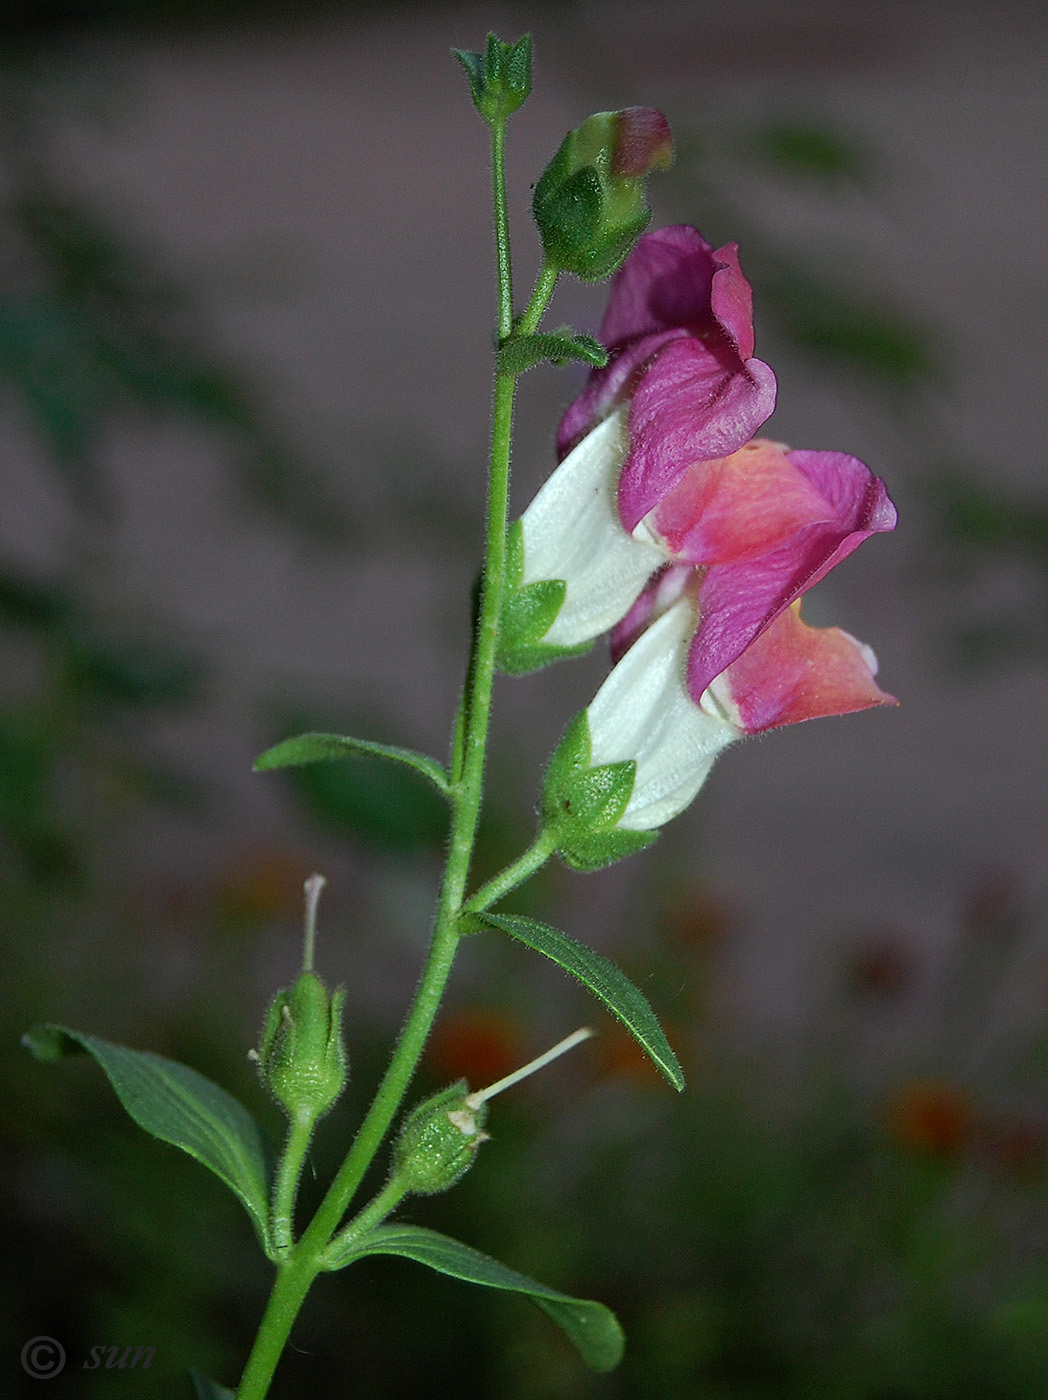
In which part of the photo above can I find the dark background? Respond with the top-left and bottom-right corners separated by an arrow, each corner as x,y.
5,2 -> 1048,1396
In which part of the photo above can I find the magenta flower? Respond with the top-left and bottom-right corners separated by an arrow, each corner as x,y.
556,224 -> 778,529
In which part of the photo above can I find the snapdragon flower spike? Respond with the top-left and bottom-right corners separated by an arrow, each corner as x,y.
556,224 -> 778,526
584,595 -> 894,832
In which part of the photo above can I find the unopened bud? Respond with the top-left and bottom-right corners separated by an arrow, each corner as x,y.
454,33 -> 532,125
533,107 -> 673,281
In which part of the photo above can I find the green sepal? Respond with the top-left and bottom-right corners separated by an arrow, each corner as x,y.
533,154 -> 603,268
388,1080 -> 488,1198
535,153 -> 650,279
541,711 -> 655,868
555,826 -> 657,871
496,520 -> 592,674
482,913 -> 683,1090
453,33 -> 531,124
542,712 -> 634,829
253,731 -> 450,798
496,327 -> 607,377
23,1025 -> 276,1255
542,705 -> 589,780
332,1223 -> 624,1372
549,760 -> 638,834
570,211 -> 653,282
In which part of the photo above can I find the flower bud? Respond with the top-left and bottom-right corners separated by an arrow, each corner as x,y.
533,107 -> 672,280
390,1081 -> 490,1197
257,970 -> 347,1123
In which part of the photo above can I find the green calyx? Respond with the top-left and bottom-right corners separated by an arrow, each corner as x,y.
496,520 -> 592,674
533,108 -> 673,281
390,1080 -> 489,1197
541,711 -> 656,870
257,971 -> 347,1123
454,33 -> 532,125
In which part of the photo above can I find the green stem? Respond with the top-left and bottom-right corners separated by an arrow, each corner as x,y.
321,1177 -> 409,1268
518,260 -> 558,335
236,107 -> 559,1400
463,829 -> 557,915
269,1115 -> 315,1258
492,117 -> 514,340
236,1256 -> 320,1400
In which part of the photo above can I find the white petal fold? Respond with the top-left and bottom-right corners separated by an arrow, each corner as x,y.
519,407 -> 666,646
586,598 -> 739,830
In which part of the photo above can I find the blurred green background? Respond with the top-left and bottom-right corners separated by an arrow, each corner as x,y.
5,2 -> 1048,1396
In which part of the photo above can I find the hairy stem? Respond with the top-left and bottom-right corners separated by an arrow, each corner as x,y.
235,105 -> 557,1400
463,829 -> 558,915
269,1115 -> 315,1258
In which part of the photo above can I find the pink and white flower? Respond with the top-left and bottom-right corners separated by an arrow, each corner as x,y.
519,426 -> 895,693
518,221 -> 898,833
518,226 -> 894,686
586,595 -> 895,831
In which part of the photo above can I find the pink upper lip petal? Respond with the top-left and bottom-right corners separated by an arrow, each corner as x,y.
555,225 -> 778,529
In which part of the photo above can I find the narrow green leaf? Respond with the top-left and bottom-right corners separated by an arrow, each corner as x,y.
189,1372 -> 237,1400
482,914 -> 684,1090
23,1025 -> 274,1254
344,1224 -> 624,1372
280,746 -> 448,853
253,731 -> 450,797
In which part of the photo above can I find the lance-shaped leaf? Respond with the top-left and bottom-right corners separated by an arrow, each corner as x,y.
253,731 -> 450,797
482,914 -> 683,1090
333,1223 -> 624,1372
24,1025 -> 274,1255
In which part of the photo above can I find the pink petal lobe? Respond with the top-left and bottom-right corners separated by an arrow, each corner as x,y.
600,225 -> 718,348
709,243 -> 754,360
618,341 -> 777,530
611,107 -> 674,178
556,327 -> 689,461
556,225 -> 768,472
712,602 -> 896,733
682,452 -> 896,697
652,439 -> 831,564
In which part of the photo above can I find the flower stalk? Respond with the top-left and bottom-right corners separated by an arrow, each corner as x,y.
236,84 -> 559,1400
